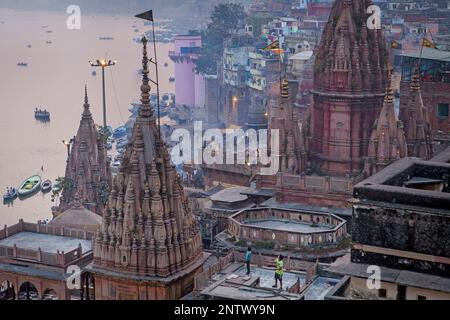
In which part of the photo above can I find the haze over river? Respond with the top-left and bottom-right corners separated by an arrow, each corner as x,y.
0,9 -> 174,225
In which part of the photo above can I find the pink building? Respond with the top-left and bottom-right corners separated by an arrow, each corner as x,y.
169,35 -> 205,108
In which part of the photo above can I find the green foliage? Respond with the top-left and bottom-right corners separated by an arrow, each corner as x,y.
196,3 -> 247,75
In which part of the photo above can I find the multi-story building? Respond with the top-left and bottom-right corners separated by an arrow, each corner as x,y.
221,40 -> 255,126
169,35 -> 205,110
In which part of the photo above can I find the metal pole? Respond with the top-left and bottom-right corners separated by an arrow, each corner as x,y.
151,19 -> 161,141
102,65 -> 107,130
278,36 -> 282,94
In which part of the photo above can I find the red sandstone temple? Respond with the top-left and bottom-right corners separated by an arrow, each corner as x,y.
258,0 -> 433,209
90,37 -> 208,300
310,0 -> 390,177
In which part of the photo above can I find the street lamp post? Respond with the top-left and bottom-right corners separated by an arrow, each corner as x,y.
89,59 -> 116,131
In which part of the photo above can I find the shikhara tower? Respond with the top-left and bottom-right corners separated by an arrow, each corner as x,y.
399,68 -> 434,160
92,37 -> 207,300
59,86 -> 111,215
310,0 -> 390,176
364,73 -> 407,176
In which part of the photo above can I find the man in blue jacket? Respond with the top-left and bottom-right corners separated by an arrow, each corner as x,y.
245,246 -> 252,275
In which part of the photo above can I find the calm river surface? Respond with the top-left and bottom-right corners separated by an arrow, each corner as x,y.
0,9 -> 174,225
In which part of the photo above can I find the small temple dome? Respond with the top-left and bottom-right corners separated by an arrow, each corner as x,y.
49,203 -> 102,232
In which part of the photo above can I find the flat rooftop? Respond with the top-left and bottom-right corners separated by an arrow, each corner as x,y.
236,265 -> 305,289
0,232 -> 92,253
245,219 -> 332,234
353,158 -> 450,213
401,47 -> 450,62
201,263 -> 341,300
327,262 -> 450,294
210,186 -> 249,203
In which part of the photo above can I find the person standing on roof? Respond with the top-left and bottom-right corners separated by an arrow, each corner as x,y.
273,255 -> 284,290
245,246 -> 252,275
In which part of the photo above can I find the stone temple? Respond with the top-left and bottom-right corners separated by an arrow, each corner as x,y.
59,87 -> 111,215
90,37 -> 209,300
310,0 -> 390,177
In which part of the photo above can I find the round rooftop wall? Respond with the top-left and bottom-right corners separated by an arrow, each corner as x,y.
228,207 -> 347,249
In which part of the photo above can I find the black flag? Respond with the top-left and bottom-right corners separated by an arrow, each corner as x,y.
135,10 -> 153,22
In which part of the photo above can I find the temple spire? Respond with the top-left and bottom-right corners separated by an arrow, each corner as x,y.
138,36 -> 153,118
399,66 -> 434,159
93,33 -> 204,284
59,84 -> 111,215
82,85 -> 92,120
365,70 -> 407,176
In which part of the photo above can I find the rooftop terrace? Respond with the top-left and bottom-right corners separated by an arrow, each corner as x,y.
228,207 -> 347,249
0,232 -> 91,253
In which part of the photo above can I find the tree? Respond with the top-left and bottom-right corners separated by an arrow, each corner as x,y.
196,3 -> 247,75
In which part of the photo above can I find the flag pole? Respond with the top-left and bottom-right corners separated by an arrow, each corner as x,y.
135,10 -> 161,142
151,18 -> 162,142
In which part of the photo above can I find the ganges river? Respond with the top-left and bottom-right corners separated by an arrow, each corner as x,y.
0,8 -> 175,225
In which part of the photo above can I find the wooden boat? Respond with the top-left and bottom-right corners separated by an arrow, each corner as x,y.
35,108 -> 50,121
18,175 -> 41,196
3,188 -> 18,201
41,180 -> 52,193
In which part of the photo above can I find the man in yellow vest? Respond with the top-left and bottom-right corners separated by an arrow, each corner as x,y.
272,255 -> 284,289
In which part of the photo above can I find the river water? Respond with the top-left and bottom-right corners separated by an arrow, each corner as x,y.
0,9 -> 174,226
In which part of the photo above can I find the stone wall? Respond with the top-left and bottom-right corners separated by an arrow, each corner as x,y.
351,204 -> 450,276
228,207 -> 347,249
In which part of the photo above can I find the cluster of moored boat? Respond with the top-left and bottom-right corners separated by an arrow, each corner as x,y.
3,175 -> 55,202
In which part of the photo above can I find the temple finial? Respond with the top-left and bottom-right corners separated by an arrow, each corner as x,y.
138,36 -> 152,118
82,84 -> 92,119
411,65 -> 421,91
281,79 -> 289,100
384,68 -> 394,103
84,84 -> 89,105
141,36 -> 149,82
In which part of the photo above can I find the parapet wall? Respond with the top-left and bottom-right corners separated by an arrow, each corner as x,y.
228,207 -> 347,249
0,219 -> 93,267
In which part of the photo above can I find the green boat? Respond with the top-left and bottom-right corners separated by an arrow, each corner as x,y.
18,175 -> 41,197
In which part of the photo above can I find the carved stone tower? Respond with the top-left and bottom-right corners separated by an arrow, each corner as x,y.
91,37 -> 208,300
365,73 -> 407,176
310,0 -> 390,176
59,86 -> 111,215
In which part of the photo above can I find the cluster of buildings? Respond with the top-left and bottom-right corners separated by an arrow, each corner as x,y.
0,0 -> 449,300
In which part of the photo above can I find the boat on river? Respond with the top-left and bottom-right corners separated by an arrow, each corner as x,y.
35,108 -> 50,121
18,175 -> 41,197
3,188 -> 18,202
41,180 -> 52,193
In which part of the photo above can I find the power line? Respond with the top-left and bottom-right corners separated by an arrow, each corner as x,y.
109,68 -> 125,124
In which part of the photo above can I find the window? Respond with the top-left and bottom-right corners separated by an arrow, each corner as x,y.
418,295 -> 427,300
438,103 -> 449,118
378,289 -> 387,298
